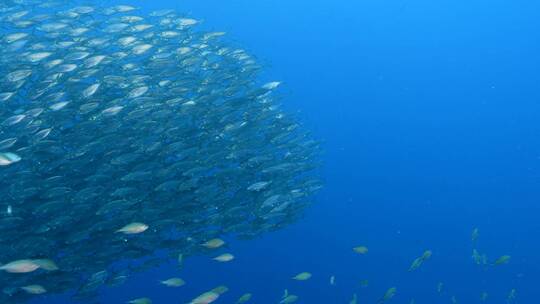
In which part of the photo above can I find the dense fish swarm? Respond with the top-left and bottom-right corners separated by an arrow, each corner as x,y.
0,0 -> 321,302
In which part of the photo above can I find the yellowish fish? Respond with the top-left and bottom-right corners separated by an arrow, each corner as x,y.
213,253 -> 234,262
128,298 -> 152,304
383,287 -> 397,300
494,255 -> 511,265
202,238 -> 225,249
409,249 -> 432,271
292,272 -> 312,281
353,246 -> 368,254
160,277 -> 185,287
190,291 -> 219,304
236,293 -> 252,303
408,257 -> 423,272
177,253 -> 184,268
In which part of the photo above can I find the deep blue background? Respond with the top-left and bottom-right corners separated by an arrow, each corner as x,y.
34,0 -> 540,303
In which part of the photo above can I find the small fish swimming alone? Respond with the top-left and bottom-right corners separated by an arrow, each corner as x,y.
493,255 -> 511,265
292,272 -> 312,281
160,277 -> 185,287
408,249 -> 432,271
353,246 -> 369,254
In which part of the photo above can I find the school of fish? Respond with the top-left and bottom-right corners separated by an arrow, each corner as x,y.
0,0 -> 322,302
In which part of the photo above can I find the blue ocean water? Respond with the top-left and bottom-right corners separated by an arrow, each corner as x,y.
30,0 -> 540,303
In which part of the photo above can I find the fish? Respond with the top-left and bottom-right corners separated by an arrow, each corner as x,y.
493,255 -> 511,266
0,259 -> 40,273
408,257 -> 423,272
116,222 -> 149,234
160,277 -> 185,287
378,287 -> 397,303
128,298 -> 152,304
0,152 -> 21,166
21,285 -> 47,295
213,253 -> 235,262
0,2 -> 321,302
189,291 -> 220,304
236,293 -> 252,303
408,249 -> 432,271
262,81 -> 281,90
202,238 -> 226,249
353,246 -> 368,254
292,272 -> 312,281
